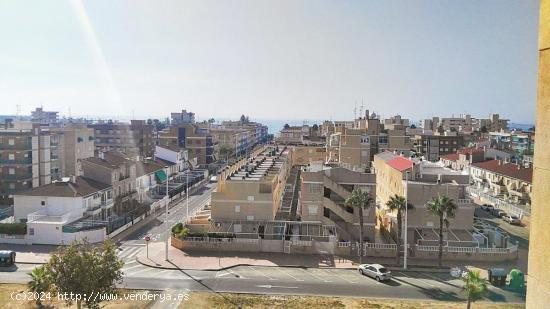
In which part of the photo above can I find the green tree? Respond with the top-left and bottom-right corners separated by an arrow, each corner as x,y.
480,125 -> 488,133
426,194 -> 457,266
44,239 -> 123,309
283,123 -> 290,129
462,270 -> 488,309
219,144 -> 233,161
345,188 -> 373,264
386,194 -> 407,266
28,265 -> 51,308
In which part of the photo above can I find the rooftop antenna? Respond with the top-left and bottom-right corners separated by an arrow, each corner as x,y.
359,99 -> 364,120
354,101 -> 357,120
68,107 -> 72,119
16,104 -> 21,120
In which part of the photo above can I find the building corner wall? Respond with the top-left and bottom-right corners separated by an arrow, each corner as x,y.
527,1 -> 550,307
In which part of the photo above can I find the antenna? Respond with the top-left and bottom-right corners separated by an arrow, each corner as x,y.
354,101 -> 357,120
16,104 -> 21,120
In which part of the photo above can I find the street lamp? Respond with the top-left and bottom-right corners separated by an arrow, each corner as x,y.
404,170 -> 410,270
165,166 -> 169,261
186,168 -> 189,223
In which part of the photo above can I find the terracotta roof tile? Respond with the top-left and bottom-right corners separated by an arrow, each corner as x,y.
471,160 -> 532,183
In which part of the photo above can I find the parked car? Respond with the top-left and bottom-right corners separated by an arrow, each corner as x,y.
481,204 -> 494,212
490,207 -> 502,216
503,214 -> 521,225
495,210 -> 507,218
358,264 -> 392,281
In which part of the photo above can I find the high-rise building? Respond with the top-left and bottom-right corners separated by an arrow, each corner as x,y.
89,120 -> 154,158
30,107 -> 59,125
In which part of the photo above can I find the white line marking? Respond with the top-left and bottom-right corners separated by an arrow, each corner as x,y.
276,268 -> 304,281
300,268 -> 332,283
247,266 -> 276,281
397,272 -> 437,288
327,269 -> 357,283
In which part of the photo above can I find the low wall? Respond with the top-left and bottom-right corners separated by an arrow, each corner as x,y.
0,234 -> 29,245
414,246 -> 518,262
62,228 -> 106,244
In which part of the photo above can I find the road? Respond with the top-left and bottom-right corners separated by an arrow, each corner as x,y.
1,262 -> 525,304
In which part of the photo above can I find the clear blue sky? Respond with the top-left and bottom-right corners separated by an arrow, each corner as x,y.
0,0 -> 540,123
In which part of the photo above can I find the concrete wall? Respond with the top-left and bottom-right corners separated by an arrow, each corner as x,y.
291,146 -> 326,165
14,195 -> 84,222
527,1 -> 550,307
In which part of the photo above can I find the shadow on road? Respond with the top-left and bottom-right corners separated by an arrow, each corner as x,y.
392,277 -> 462,301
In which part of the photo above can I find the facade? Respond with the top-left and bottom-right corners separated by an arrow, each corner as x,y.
439,148 -> 485,171
50,124 -> 95,178
489,130 -> 535,156
31,107 -> 59,125
0,121 -> 54,197
300,166 -> 377,242
373,152 -> 476,246
13,176 -> 112,245
135,159 -> 165,204
170,109 -> 196,125
211,146 -> 291,221
470,160 -> 532,205
154,145 -> 189,173
277,125 -> 310,144
413,133 -> 464,161
80,151 -> 137,217
90,120 -> 154,158
527,2 -> 550,305
157,124 -> 216,166
210,127 -> 251,158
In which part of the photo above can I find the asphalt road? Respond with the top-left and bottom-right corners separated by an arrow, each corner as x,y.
1,262 -> 525,305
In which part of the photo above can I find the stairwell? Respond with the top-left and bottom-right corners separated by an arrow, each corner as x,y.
276,166 -> 300,220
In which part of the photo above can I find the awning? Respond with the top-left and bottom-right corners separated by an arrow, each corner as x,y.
155,170 -> 167,183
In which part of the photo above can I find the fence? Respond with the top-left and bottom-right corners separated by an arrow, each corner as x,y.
467,186 -> 530,218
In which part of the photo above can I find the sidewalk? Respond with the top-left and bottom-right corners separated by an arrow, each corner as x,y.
136,242 -> 462,272
136,241 -> 355,270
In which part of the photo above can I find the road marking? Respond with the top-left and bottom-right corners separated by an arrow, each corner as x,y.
256,285 -> 298,289
275,268 -> 304,281
121,264 -> 142,272
300,268 -> 333,283
247,266 -> 277,281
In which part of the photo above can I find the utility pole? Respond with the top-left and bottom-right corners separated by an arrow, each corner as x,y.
165,166 -> 169,261
404,170 -> 410,269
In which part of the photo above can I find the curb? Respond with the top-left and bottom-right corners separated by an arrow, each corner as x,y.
135,256 -> 451,273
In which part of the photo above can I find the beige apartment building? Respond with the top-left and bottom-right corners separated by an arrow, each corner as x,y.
277,125 -> 310,145
300,166 -> 377,242
211,146 -> 291,221
373,152 -> 476,246
50,124 -> 95,178
157,124 -> 216,167
413,133 -> 464,161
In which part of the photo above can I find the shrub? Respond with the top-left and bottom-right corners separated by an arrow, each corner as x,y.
171,222 -> 183,235
0,222 -> 27,235
177,227 -> 189,238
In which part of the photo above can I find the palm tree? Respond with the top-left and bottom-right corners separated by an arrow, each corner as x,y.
28,265 -> 50,308
462,270 -> 488,309
386,194 -> 406,266
345,188 -> 373,264
426,194 -> 457,266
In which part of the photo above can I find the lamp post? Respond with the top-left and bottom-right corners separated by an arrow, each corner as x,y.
165,166 -> 169,261
186,168 -> 189,223
404,170 -> 410,269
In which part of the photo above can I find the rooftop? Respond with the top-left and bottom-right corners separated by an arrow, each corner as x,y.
471,160 -> 533,183
16,177 -> 110,197
223,146 -> 289,182
82,151 -> 133,169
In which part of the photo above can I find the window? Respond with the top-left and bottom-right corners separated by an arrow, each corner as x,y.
308,206 -> 318,215
8,168 -> 15,175
41,201 -> 45,206
8,153 -> 14,160
247,195 -> 254,201
426,221 -> 434,227
234,224 -> 242,233
9,183 -> 15,189
8,139 -> 14,145
234,205 -> 240,213
246,215 -> 254,221
29,228 -> 34,236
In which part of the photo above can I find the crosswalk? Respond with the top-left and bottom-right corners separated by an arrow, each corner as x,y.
118,244 -> 146,261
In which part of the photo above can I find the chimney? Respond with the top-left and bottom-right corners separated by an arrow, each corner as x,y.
99,151 -> 105,160
498,160 -> 502,166
517,164 -> 521,170
71,175 -> 76,183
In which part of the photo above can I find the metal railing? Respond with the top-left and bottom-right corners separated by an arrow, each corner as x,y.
292,240 -> 312,247
467,186 -> 530,217
365,242 -> 398,250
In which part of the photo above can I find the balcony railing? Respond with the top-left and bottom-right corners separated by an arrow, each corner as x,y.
3,173 -> 33,180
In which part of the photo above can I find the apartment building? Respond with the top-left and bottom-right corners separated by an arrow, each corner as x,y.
0,120 -> 54,197
210,127 -> 251,157
300,166 -> 377,242
90,120 -> 154,158
489,130 -> 535,156
424,113 -> 508,133
277,125 -> 310,144
170,109 -> 196,125
30,107 -> 59,125
373,152 -> 475,245
13,176 -> 112,244
383,115 -> 409,130
157,124 -> 216,166
80,151 -> 137,215
378,124 -> 412,155
154,145 -> 189,174
211,146 -> 291,221
470,159 -> 532,206
413,133 -> 464,161
50,124 -> 95,178
326,112 -> 381,171
220,120 -> 269,146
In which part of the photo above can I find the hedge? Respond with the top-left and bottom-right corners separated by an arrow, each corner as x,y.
0,222 -> 27,235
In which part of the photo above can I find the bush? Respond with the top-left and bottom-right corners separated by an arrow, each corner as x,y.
171,222 -> 184,235
177,227 -> 189,238
0,222 -> 27,235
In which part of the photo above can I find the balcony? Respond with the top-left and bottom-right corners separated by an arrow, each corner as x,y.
3,173 -> 33,180
0,158 -> 33,165
0,141 -> 33,150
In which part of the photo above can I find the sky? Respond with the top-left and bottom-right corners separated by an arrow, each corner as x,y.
0,0 -> 540,124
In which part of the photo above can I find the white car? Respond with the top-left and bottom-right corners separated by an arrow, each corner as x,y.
358,264 -> 392,281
